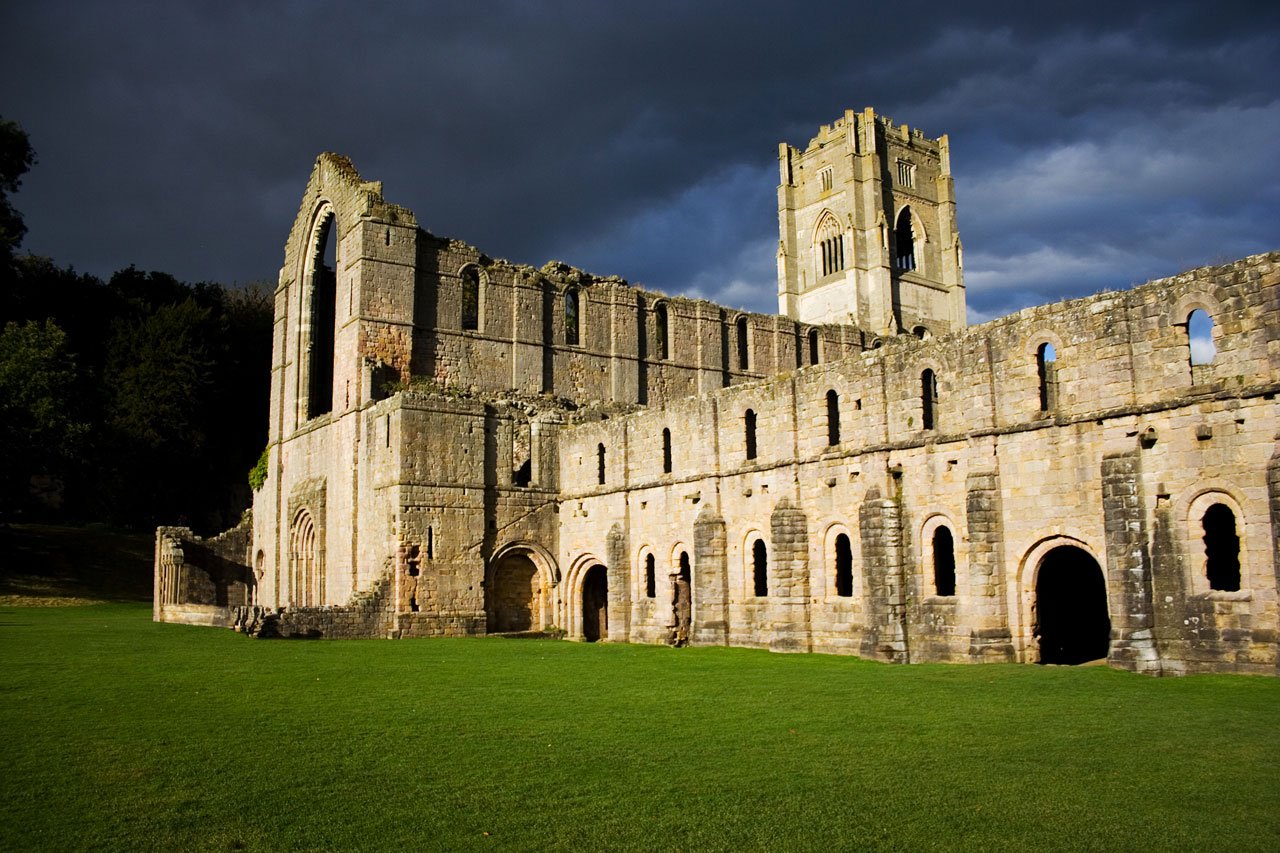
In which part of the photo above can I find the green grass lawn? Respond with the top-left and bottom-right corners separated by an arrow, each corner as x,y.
2,605 -> 1278,852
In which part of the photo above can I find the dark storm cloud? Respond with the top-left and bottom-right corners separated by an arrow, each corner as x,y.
2,1 -> 1277,320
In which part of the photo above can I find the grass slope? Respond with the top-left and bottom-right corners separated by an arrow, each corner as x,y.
0,524 -> 153,605
3,607 -> 1278,851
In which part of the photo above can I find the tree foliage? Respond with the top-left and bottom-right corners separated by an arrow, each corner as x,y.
1,260 -> 273,531
0,121 -> 274,532
0,320 -> 89,513
0,117 -> 36,266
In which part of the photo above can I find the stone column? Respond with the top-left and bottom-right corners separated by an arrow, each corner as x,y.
693,508 -> 729,646
1100,451 -> 1162,673
858,488 -> 909,663
769,499 -> 812,653
1268,447 -> 1280,676
965,471 -> 1013,661
606,523 -> 631,642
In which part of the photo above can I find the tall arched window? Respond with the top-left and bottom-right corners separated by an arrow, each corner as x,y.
662,428 -> 672,474
834,533 -> 852,597
655,302 -> 669,360
645,553 -> 656,598
825,390 -> 840,446
933,526 -> 956,596
752,539 -> 768,597
597,443 -> 606,485
565,288 -> 580,346
1037,342 -> 1058,412
744,409 -> 758,460
808,329 -> 821,365
460,266 -> 480,331
736,316 -> 749,370
894,207 -> 917,271
1202,503 -> 1240,591
1187,308 -> 1216,367
921,368 -> 938,430
305,212 -> 337,419
816,213 -> 845,277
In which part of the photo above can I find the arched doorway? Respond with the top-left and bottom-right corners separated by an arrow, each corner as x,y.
1034,546 -> 1110,665
581,564 -> 608,642
486,552 -> 543,633
671,552 -> 692,646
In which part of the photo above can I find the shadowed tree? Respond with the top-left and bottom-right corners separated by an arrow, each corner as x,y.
0,117 -> 35,270
0,319 -> 88,516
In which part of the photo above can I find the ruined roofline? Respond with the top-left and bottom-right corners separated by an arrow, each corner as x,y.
426,231 -> 867,333
287,154 -> 875,341
280,152 -> 418,269
554,249 -> 1280,434
966,249 -> 1280,337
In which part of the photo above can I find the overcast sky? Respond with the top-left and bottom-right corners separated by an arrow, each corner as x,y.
3,1 -> 1277,322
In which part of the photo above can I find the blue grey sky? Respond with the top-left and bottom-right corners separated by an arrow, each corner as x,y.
2,1 -> 1277,322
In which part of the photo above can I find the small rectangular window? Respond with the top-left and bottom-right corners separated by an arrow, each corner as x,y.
819,167 -> 833,192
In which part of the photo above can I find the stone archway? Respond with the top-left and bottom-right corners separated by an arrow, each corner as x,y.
1034,545 -> 1111,665
486,552 -> 543,633
581,564 -> 608,642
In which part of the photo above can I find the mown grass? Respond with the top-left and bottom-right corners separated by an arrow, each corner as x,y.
2,605 -> 1278,852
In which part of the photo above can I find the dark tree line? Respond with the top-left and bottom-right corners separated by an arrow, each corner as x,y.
0,118 -> 272,534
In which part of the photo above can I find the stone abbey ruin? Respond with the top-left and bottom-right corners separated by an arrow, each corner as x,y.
155,108 -> 1280,675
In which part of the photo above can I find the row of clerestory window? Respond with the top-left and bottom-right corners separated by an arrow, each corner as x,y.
462,268 -> 832,373
607,305 -> 1222,481
467,269 -> 1216,380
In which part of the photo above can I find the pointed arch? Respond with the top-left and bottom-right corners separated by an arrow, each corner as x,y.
298,202 -> 337,420
893,205 -> 927,273
814,210 -> 845,278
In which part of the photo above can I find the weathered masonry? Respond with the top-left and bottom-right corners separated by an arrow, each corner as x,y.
155,109 -> 1280,676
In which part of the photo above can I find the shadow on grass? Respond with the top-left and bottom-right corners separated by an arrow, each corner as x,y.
0,523 -> 153,604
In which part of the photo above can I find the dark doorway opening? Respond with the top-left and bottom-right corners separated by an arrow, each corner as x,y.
582,564 -> 608,642
1034,546 -> 1110,665
671,552 -> 692,646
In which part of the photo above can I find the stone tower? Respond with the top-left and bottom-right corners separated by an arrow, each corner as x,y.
777,108 -> 965,336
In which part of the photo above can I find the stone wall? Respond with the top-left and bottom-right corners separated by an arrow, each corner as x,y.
557,252 -> 1280,674
159,145 -> 1277,678
413,243 -> 867,407
154,517 -> 254,625
237,570 -> 395,639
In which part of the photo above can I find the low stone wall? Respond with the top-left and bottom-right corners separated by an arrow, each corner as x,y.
154,518 -> 254,622
157,603 -> 234,627
234,571 -> 395,639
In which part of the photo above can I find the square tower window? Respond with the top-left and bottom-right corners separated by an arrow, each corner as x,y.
896,160 -> 915,188
819,167 -> 833,192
